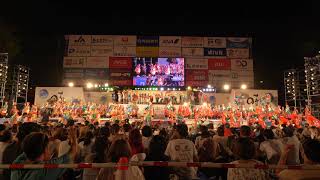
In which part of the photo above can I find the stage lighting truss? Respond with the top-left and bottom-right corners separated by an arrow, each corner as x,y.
0,53 -> 8,106
304,55 -> 320,118
284,68 -> 307,112
12,65 -> 30,103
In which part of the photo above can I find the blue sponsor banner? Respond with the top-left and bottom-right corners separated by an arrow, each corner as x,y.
227,38 -> 250,48
84,69 -> 109,79
63,68 -> 84,79
137,36 -> 159,46
204,48 -> 226,56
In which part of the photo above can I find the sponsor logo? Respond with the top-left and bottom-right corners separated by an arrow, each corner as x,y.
110,72 -> 131,77
204,48 -> 226,56
113,60 -> 129,65
162,39 -> 180,44
74,36 -> 86,43
91,47 -> 113,55
186,64 -> 207,69
92,37 -> 112,44
39,89 -> 49,99
68,48 -> 90,55
208,38 -> 223,46
236,59 -> 248,67
227,38 -> 250,48
137,36 -> 159,46
182,37 -> 203,47
121,37 -> 129,42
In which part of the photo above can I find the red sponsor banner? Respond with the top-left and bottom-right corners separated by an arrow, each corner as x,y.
208,59 -> 231,70
109,57 -> 132,69
186,81 -> 208,86
186,69 -> 208,81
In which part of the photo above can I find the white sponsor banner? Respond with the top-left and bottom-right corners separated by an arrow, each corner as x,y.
185,58 -> 208,69
231,81 -> 254,89
227,48 -> 250,58
206,93 -> 230,106
182,47 -> 204,57
91,35 -> 113,46
35,87 -> 85,106
231,71 -> 254,81
159,36 -> 181,47
208,70 -> 231,81
68,35 -> 91,46
64,69 -> 84,79
113,46 -> 136,56
90,46 -> 113,56
230,89 -> 278,108
67,46 -> 91,56
63,57 -> 86,68
231,59 -> 253,71
84,92 -> 112,104
182,37 -> 203,47
113,35 -> 136,46
86,57 -> 109,68
158,47 -> 181,57
203,37 -> 226,48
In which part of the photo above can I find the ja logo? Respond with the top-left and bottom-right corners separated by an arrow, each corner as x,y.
75,36 -> 86,44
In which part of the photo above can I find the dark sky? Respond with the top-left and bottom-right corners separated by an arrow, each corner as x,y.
1,1 -> 320,104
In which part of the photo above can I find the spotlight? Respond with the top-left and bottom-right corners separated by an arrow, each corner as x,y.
240,84 -> 247,90
187,86 -> 192,90
223,84 -> 230,90
160,87 -> 164,91
68,82 -> 74,87
207,84 -> 212,88
94,84 -> 98,88
86,82 -> 93,89
104,83 -> 109,87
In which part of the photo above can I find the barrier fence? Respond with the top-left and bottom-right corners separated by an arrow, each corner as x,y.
1,161 -> 320,170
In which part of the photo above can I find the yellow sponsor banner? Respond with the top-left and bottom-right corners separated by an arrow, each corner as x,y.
136,47 -> 159,57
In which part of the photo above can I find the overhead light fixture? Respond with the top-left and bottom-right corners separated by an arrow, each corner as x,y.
86,82 -> 93,89
223,84 -> 230,90
240,84 -> 247,90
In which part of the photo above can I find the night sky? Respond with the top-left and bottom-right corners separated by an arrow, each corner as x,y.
1,1 -> 320,105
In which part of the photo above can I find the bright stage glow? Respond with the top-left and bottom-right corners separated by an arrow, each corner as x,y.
94,84 -> 98,88
240,84 -> 247,89
223,84 -> 230,90
187,86 -> 191,90
160,87 -> 164,91
104,83 -> 108,87
202,102 -> 207,106
86,82 -> 93,89
183,102 -> 188,106
207,84 -> 212,88
68,82 -> 74,87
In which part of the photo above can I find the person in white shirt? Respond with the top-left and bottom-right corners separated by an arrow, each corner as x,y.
165,123 -> 198,180
279,139 -> 320,180
259,129 -> 282,164
279,127 -> 302,165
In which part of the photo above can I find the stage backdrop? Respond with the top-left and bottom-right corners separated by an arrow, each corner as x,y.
230,89 -> 278,108
35,87 -> 85,106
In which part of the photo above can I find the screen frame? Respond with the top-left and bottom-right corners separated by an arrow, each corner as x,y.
132,57 -> 186,88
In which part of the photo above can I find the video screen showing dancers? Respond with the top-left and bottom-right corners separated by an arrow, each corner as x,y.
133,57 -> 185,87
